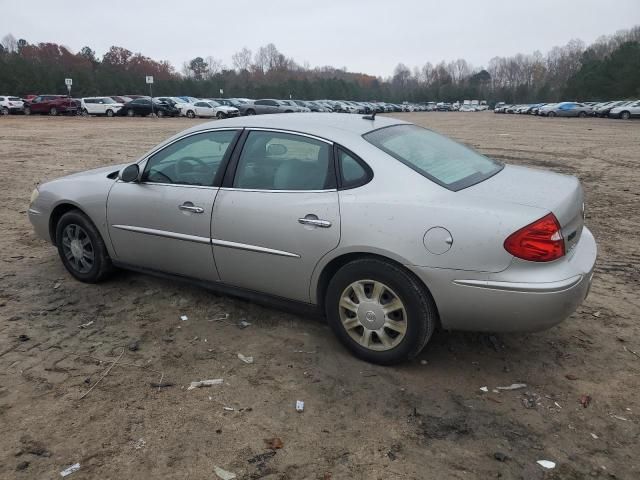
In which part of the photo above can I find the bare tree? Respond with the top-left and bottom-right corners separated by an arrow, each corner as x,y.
1,33 -> 17,53
231,47 -> 252,72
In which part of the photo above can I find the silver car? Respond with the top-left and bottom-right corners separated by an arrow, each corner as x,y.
28,113 -> 597,364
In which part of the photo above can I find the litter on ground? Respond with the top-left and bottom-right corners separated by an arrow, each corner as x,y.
214,465 -> 237,480
60,463 -> 81,477
187,379 -> 223,390
496,383 -> 527,391
537,460 -> 556,469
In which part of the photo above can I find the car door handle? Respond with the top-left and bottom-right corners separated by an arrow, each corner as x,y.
298,215 -> 331,228
179,202 -> 204,214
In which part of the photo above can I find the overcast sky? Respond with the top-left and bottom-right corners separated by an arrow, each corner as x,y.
2,0 -> 638,77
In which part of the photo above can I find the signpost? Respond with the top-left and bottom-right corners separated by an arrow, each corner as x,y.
146,76 -> 154,116
65,78 -> 72,97
219,88 -> 224,96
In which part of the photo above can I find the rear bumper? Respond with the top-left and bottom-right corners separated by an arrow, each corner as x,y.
409,227 -> 597,332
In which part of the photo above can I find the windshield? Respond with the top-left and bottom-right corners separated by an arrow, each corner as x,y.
364,125 -> 503,191
102,97 -> 116,104
208,101 -> 221,106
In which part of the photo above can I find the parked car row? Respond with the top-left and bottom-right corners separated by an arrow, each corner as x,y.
0,94 -> 434,118
493,100 -> 640,119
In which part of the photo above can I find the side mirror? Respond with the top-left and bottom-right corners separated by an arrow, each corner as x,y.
120,164 -> 140,182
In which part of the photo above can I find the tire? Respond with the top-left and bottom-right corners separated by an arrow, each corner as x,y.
106,109 -> 114,117
548,111 -> 556,118
579,111 -> 587,118
82,108 -> 89,116
325,258 -> 437,365
156,110 -> 164,118
50,107 -> 58,116
55,210 -> 113,283
126,109 -> 135,117
216,111 -> 225,119
620,111 -> 631,120
245,109 -> 256,116
24,107 -> 31,115
1,107 -> 9,115
186,110 -> 195,119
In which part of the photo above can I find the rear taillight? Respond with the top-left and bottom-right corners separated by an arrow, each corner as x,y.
504,213 -> 565,262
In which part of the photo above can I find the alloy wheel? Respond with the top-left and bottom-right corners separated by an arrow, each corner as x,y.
339,279 -> 407,351
61,224 -> 94,274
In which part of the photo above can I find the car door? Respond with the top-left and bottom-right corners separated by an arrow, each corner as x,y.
195,102 -> 213,117
106,129 -> 240,281
30,96 -> 45,113
211,129 -> 340,302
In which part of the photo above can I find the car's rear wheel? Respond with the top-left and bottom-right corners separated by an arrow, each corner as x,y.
126,109 -> 135,117
24,107 -> 31,115
579,111 -> 587,118
156,110 -> 164,118
216,111 -> 225,119
548,111 -> 556,117
55,210 -> 112,283
106,109 -> 114,117
620,111 -> 631,120
50,107 -> 58,116
246,109 -> 256,116
325,258 -> 436,365
82,108 -> 89,116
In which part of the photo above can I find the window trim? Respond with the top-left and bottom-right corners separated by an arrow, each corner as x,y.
222,128 -> 337,192
333,144 -> 373,190
135,128 -> 241,188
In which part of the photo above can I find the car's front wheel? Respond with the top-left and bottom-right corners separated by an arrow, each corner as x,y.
216,111 -> 225,119
50,107 -> 58,116
620,111 -> 631,120
55,210 -> 112,283
126,109 -> 135,117
1,107 -> 9,115
106,109 -> 114,117
325,258 -> 436,365
186,110 -> 195,118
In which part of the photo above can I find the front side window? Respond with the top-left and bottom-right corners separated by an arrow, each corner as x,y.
364,125 -> 502,191
142,130 -> 237,186
234,131 -> 333,190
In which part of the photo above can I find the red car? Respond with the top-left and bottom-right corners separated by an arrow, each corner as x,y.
24,95 -> 78,116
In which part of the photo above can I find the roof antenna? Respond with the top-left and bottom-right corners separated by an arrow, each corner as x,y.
362,110 -> 376,120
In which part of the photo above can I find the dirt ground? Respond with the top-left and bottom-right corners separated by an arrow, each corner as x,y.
0,112 -> 638,480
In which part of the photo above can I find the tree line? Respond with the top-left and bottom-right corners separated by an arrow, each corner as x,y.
0,26 -> 638,103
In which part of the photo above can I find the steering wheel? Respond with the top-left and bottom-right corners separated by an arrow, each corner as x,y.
176,156 -> 208,176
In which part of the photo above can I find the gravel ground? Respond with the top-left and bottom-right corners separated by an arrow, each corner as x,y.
0,113 -> 638,479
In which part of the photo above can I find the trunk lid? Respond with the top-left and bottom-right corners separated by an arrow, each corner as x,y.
462,165 -> 584,254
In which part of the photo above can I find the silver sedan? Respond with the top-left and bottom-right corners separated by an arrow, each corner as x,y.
28,113 -> 597,364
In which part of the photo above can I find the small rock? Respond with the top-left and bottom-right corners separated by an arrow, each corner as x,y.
580,395 -> 592,408
494,452 -> 508,462
420,360 -> 428,365
565,374 -> 579,380
18,334 -> 30,342
16,461 -> 29,471
8,315 -> 22,321
128,340 -> 140,352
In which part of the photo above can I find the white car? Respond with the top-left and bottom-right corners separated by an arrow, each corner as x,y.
0,95 -> 24,114
80,97 -> 123,117
189,100 -> 239,119
609,100 -> 640,120
459,104 -> 477,112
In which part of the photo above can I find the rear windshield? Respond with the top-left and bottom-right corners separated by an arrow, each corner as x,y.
363,124 -> 503,191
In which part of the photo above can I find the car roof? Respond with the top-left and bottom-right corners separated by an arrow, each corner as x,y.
183,112 -> 409,140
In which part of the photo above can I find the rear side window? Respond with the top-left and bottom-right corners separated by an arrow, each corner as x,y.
234,131 -> 333,190
363,125 -> 502,191
338,148 -> 371,189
